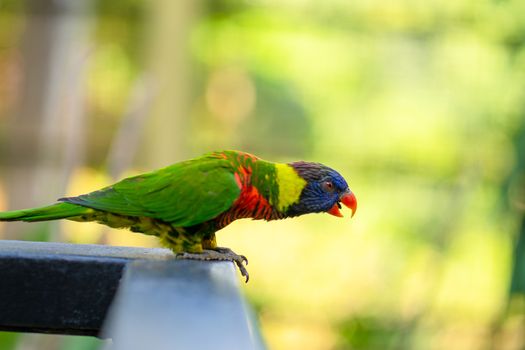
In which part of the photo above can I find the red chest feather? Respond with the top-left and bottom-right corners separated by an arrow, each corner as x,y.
215,165 -> 276,228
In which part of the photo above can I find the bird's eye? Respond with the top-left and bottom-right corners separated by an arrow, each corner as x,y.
322,181 -> 335,193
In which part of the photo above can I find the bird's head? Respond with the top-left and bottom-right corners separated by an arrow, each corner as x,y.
286,162 -> 357,218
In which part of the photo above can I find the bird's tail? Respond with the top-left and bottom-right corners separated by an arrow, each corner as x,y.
0,203 -> 91,222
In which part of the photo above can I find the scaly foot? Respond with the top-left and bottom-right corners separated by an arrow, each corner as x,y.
176,247 -> 249,282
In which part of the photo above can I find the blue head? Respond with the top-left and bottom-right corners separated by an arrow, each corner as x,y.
286,162 -> 357,218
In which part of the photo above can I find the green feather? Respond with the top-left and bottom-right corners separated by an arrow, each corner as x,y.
0,203 -> 90,222
60,154 -> 241,227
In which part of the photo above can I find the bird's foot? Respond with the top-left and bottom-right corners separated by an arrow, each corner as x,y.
176,247 -> 249,283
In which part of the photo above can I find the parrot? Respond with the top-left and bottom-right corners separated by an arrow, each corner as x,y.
0,150 -> 357,282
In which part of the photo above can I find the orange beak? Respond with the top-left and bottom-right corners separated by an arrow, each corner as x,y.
327,190 -> 357,218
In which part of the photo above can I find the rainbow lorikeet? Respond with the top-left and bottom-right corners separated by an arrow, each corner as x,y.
0,150 -> 357,281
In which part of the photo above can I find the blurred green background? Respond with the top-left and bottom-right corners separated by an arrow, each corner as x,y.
1,0 -> 525,349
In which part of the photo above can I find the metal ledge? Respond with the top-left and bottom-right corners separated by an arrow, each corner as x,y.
103,259 -> 265,350
0,240 -> 265,349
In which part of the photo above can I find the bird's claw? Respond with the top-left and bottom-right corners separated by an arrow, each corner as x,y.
212,247 -> 249,282
176,247 -> 250,283
215,247 -> 248,265
233,259 -> 249,283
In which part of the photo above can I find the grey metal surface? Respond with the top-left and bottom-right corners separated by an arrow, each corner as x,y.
0,240 -> 173,260
103,259 -> 266,350
0,240 -> 171,335
0,240 -> 265,348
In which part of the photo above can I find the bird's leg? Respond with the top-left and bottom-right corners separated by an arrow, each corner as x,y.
176,248 -> 249,283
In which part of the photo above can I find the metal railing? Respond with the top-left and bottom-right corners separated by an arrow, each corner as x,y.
0,240 -> 265,350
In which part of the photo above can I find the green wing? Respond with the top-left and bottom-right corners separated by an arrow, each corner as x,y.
60,156 -> 241,227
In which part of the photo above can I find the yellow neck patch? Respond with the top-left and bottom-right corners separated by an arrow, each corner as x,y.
275,163 -> 307,212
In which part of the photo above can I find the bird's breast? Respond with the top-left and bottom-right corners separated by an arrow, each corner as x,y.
214,184 -> 282,229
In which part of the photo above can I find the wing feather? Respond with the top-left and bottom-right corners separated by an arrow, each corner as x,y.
60,156 -> 240,227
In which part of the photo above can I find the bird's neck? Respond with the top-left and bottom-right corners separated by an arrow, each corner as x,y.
212,154 -> 310,230
230,156 -> 306,217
